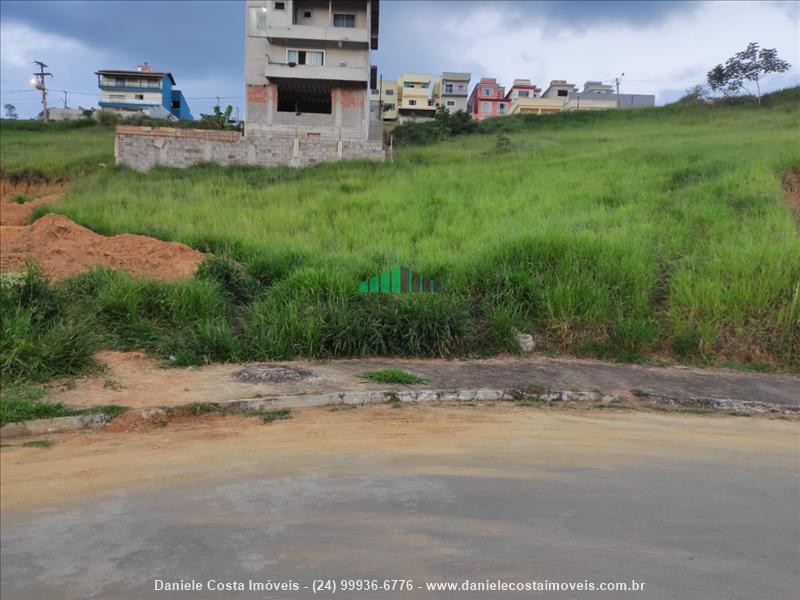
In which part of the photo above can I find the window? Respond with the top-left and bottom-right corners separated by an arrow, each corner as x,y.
482,88 -> 492,97
333,13 -> 356,27
303,10 -> 312,17
135,94 -> 144,100
248,6 -> 268,35
383,103 -> 395,111
277,87 -> 331,114
409,99 -> 417,106
498,103 -> 507,114
557,89 -> 568,97
481,101 -> 491,113
384,89 -> 394,96
403,81 -> 413,88
287,49 -> 324,65
446,100 -> 455,106
172,100 -> 180,109
274,2 -> 285,9
518,90 -> 529,98
444,83 -> 453,94
110,94 -> 125,100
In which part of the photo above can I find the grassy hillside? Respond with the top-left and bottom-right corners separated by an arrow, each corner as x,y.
0,120 -> 115,179
3,91 -> 799,376
37,94 -> 799,367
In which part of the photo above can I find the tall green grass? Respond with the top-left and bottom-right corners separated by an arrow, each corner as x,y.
5,91 -> 800,369
0,120 -> 115,179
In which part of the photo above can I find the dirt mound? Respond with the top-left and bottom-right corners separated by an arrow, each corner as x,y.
0,213 -> 204,281
1,179 -> 66,226
233,363 -> 315,383
782,168 -> 800,222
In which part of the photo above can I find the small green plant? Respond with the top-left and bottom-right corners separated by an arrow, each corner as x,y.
12,194 -> 31,204
361,369 -> 428,385
246,408 -> 292,423
329,404 -> 358,412
182,402 -> 221,415
494,132 -> 512,153
103,379 -> 121,391
22,439 -> 53,448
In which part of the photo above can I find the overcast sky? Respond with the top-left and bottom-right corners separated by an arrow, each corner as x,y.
1,0 -> 798,118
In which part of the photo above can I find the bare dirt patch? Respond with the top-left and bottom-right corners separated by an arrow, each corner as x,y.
0,213 -> 204,281
1,404 -> 797,510
0,178 -> 66,226
782,167 -> 800,222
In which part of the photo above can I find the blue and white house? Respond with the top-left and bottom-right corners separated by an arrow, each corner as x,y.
95,64 -> 192,120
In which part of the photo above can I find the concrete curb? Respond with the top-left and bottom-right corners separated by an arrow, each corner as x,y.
0,413 -> 110,440
2,388 -> 797,440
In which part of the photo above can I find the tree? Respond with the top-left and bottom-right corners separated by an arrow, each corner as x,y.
678,84 -> 710,105
200,104 -> 233,130
707,42 -> 791,103
433,105 -> 450,140
4,104 -> 18,119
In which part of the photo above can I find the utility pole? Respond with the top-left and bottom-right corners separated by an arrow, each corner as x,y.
63,90 -> 68,109
614,72 -> 624,109
32,60 -> 53,122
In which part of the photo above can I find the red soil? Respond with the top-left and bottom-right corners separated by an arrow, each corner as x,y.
1,179 -> 204,282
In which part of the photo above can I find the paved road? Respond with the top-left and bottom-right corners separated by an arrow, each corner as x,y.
1,408 -> 798,599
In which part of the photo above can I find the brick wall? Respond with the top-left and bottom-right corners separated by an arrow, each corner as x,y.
115,126 -> 385,172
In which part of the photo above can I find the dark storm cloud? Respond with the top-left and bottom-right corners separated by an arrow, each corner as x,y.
1,0 -> 244,75
374,0 -> 701,77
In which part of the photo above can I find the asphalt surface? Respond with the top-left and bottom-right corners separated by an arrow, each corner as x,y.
2,414 -> 798,600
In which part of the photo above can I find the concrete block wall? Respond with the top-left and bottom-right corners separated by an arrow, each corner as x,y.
115,126 -> 385,172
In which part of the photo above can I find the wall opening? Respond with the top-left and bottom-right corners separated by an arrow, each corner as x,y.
277,88 -> 332,114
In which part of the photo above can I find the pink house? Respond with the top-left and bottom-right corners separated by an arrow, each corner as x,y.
467,77 -> 508,120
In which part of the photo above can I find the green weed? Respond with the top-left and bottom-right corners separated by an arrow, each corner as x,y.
246,408 -> 292,423
22,439 -> 53,449
361,369 -> 428,384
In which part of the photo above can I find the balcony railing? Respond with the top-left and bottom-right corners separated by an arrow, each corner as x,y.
266,24 -> 369,47
264,61 -> 367,83
99,83 -> 162,91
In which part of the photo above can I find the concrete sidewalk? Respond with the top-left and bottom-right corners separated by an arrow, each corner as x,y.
51,351 -> 799,412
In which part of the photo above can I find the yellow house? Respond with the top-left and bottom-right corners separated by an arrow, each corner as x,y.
397,73 -> 435,122
369,79 -> 399,120
509,97 -> 564,115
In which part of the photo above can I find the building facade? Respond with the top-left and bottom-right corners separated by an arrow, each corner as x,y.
115,0 -> 384,172
244,0 -> 381,144
562,81 -> 655,111
505,79 -> 563,115
369,78 -> 398,120
541,80 -> 578,100
466,78 -> 508,120
396,73 -> 435,122
434,72 -> 470,113
96,65 -> 192,120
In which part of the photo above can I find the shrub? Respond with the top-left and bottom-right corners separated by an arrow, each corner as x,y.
1,267 -> 96,383
195,256 -> 254,304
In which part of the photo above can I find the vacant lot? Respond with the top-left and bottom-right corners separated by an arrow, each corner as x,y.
1,92 -> 799,395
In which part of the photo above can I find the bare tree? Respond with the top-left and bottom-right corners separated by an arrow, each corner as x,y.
4,103 -> 18,119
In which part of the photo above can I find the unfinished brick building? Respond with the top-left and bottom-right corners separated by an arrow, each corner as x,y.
116,0 -> 384,171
